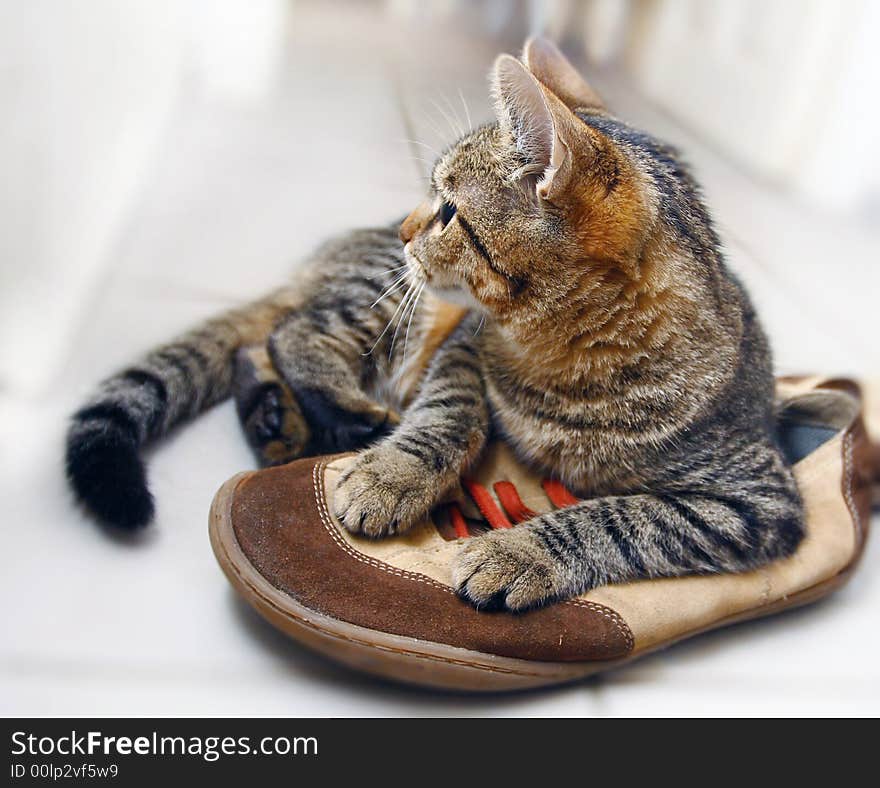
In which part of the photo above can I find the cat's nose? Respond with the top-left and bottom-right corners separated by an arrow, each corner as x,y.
399,201 -> 433,244
398,219 -> 415,245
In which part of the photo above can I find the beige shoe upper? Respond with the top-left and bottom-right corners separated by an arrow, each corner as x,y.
221,378 -> 872,665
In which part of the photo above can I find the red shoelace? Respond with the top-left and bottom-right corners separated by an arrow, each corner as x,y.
445,477 -> 580,539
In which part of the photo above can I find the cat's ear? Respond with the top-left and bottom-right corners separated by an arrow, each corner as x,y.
491,53 -> 575,201
522,37 -> 604,111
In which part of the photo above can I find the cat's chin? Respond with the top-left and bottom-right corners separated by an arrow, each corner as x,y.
427,284 -> 485,312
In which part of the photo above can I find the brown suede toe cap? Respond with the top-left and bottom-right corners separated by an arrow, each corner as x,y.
227,455 -> 633,663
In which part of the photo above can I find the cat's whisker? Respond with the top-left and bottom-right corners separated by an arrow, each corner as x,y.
374,266 -> 409,289
398,138 -> 441,157
365,263 -> 409,281
402,279 -> 426,362
399,276 -> 424,358
371,271 -> 411,308
419,106 -> 453,149
372,266 -> 413,303
404,278 -> 426,354
398,138 -> 441,177
387,278 -> 421,359
458,88 -> 473,132
430,97 -> 464,141
441,91 -> 466,138
439,92 -> 466,138
363,275 -> 416,357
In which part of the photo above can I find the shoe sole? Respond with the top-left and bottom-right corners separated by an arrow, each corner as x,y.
209,471 -> 868,693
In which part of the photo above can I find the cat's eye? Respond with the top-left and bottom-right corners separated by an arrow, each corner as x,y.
438,200 -> 457,229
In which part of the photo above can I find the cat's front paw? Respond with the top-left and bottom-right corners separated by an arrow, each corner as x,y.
452,528 -> 570,612
333,446 -> 437,538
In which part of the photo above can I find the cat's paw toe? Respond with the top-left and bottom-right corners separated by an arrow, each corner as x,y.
252,387 -> 283,440
452,530 -> 565,612
242,385 -> 309,466
333,447 -> 433,538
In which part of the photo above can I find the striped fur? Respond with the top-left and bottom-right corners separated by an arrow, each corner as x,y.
66,290 -> 301,527
67,37 -> 803,615
66,225 -> 416,527
333,39 -> 803,610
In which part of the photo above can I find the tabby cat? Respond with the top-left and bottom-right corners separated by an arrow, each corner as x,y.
66,39 -> 803,611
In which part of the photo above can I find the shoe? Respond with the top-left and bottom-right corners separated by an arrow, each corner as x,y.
209,377 -> 875,691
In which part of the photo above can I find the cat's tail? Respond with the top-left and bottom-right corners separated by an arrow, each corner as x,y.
65,288 -> 299,529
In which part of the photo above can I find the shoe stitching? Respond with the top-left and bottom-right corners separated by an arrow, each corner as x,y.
842,429 -> 861,545
219,526 -> 570,678
566,599 -> 634,652
313,461 -> 456,596
313,461 -> 635,654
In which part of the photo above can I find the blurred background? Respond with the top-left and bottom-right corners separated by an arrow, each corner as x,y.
1,0 -> 877,716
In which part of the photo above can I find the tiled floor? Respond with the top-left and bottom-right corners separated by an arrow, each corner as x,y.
2,4 -> 878,716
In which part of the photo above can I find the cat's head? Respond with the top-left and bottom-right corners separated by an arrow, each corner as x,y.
400,38 -> 656,325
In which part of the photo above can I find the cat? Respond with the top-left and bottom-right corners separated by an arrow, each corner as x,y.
66,38 -> 803,611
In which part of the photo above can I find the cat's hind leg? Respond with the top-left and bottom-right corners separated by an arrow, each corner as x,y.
268,310 -> 400,455
233,345 -> 310,467
268,226 -> 411,455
